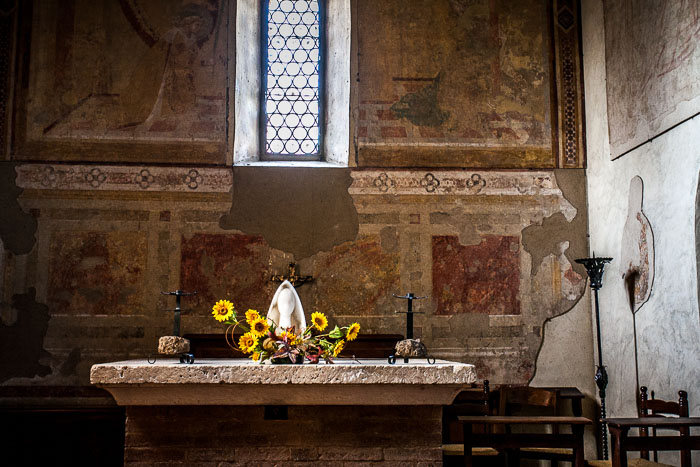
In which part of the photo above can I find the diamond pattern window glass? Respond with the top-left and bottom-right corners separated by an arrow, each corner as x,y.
262,0 -> 322,158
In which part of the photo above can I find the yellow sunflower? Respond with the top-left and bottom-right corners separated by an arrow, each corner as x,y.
249,351 -> 260,361
238,332 -> 258,354
280,330 -> 296,342
332,339 -> 346,357
311,312 -> 328,331
346,322 -> 360,341
245,309 -> 260,324
212,300 -> 234,322
250,317 -> 270,337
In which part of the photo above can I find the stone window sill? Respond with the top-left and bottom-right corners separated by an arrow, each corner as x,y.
234,161 -> 347,168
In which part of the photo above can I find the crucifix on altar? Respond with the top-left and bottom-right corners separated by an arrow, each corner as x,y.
270,262 -> 313,287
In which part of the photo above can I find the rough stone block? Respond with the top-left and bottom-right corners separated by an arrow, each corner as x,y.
157,336 -> 190,355
394,339 -> 428,357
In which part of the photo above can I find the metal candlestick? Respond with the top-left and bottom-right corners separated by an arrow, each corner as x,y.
575,254 -> 612,460
392,293 -> 425,340
389,293 -> 435,364
160,290 -> 197,337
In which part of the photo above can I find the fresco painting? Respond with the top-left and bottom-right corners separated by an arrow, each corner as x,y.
356,0 -> 553,167
20,0 -> 227,162
605,0 -> 700,158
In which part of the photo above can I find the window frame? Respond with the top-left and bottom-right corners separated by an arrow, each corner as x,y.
259,0 -> 326,162
232,0 -> 349,167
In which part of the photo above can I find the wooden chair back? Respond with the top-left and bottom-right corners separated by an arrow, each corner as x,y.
639,386 -> 691,467
499,386 -> 580,465
444,380 -> 499,441
499,386 -> 559,421
442,380 -> 503,464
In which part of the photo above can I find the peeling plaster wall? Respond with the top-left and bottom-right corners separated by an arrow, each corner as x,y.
1,0 -> 592,419
583,0 -> 700,449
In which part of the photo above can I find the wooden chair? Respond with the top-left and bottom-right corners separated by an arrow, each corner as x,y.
459,385 -> 590,466
442,380 -> 503,465
639,386 -> 691,467
587,387 -> 690,467
500,386 -> 578,466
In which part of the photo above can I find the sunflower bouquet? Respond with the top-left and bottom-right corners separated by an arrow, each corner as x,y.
212,299 -> 360,364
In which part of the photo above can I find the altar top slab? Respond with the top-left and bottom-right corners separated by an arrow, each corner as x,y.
90,358 -> 477,406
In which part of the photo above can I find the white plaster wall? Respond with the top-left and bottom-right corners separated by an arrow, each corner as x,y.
531,290 -> 597,459
582,0 -> 700,462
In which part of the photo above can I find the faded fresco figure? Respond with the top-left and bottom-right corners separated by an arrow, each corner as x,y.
620,176 -> 655,311
29,0 -> 223,141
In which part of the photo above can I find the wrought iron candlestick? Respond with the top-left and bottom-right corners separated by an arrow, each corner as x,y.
393,293 -> 425,340
160,290 -> 197,337
389,293 -> 435,364
575,254 -> 612,460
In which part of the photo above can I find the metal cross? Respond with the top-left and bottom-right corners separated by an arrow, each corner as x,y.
270,262 -> 313,288
160,290 -> 197,336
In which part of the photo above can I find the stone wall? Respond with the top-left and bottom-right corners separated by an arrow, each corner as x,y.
2,165 -> 589,389
1,0 -> 592,408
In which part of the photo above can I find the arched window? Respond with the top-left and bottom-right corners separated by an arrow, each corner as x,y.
262,0 -> 323,160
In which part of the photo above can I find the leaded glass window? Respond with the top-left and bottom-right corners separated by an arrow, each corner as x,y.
262,0 -> 323,159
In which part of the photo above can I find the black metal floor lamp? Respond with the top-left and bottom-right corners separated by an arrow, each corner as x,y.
575,254 -> 612,460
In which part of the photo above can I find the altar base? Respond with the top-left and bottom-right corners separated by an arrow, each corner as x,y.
91,358 -> 476,465
125,405 -> 442,465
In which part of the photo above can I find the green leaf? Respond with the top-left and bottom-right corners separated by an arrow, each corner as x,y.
329,325 -> 343,339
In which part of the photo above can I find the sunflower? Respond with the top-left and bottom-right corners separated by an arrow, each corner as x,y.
346,322 -> 360,341
280,330 -> 296,342
332,339 -> 345,357
212,300 -> 234,322
249,317 -> 270,337
238,332 -> 258,354
311,312 -> 328,331
249,352 -> 260,361
245,309 -> 260,324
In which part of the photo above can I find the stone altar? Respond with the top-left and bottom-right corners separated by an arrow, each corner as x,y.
91,358 -> 476,465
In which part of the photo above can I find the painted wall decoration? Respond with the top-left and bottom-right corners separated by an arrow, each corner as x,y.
619,176 -> 654,311
47,231 -> 148,315
14,0 -> 227,164
354,0 -> 586,168
180,233 -> 277,314
1,0 -> 591,393
432,235 -> 521,315
604,0 -> 700,158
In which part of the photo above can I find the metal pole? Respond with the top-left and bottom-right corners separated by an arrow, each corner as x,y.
406,293 -> 414,339
593,286 -> 609,460
575,255 -> 612,460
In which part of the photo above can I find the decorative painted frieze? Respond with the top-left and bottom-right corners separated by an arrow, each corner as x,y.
15,164 -> 233,192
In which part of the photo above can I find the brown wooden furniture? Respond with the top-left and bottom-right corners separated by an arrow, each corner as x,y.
546,386 -> 585,417
460,415 -> 591,467
500,386 -> 585,466
442,380 -> 502,465
459,386 -> 591,467
639,386 -> 690,465
604,417 -> 700,467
